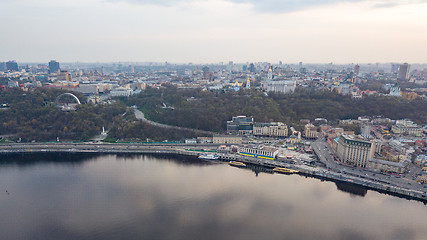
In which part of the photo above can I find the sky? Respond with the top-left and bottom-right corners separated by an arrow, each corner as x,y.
1,0 -> 427,64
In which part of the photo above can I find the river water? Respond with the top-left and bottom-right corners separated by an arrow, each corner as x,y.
0,153 -> 426,240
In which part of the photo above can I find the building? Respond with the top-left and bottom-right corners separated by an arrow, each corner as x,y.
246,78 -> 251,89
354,64 -> 360,76
76,84 -> 99,95
6,61 -> 18,71
391,120 -> 423,137
360,123 -> 372,139
253,122 -> 288,137
48,60 -> 60,74
57,70 -> 72,82
304,123 -> 317,139
226,116 -> 253,135
398,63 -> 410,81
416,174 -> 427,183
0,62 -> 6,72
388,83 -> 401,96
267,67 -> 273,80
367,158 -> 409,174
238,145 -> 279,160
213,135 -> 242,144
335,135 -> 381,167
249,63 -> 255,73
263,80 -> 296,94
8,80 -> 18,88
110,87 -> 134,97
414,155 -> 427,167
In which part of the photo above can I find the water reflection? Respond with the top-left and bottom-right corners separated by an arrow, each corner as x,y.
335,181 -> 368,197
0,154 -> 426,240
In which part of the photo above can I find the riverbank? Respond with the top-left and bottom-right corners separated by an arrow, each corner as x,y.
1,142 -> 426,203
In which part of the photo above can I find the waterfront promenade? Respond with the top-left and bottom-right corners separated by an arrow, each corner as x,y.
1,142 -> 426,202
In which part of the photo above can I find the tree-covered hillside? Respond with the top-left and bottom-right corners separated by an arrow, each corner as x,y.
123,86 -> 427,132
0,88 -> 126,142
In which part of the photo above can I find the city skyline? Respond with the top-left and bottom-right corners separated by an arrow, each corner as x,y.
1,0 -> 427,63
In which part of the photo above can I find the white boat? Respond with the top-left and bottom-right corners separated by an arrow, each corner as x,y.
199,154 -> 220,160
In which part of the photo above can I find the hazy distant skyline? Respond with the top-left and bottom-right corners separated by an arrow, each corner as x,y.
1,0 -> 427,63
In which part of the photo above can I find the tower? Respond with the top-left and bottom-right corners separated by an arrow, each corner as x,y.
246,78 -> 251,89
249,63 -> 255,73
48,60 -> 60,74
267,67 -> 273,80
398,63 -> 410,81
354,64 -> 360,76
6,61 -> 18,71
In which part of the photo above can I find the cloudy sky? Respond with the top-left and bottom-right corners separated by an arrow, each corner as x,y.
1,0 -> 427,63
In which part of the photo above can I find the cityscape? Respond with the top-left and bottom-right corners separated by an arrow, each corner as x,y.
1,0 -> 427,240
1,59 -> 427,239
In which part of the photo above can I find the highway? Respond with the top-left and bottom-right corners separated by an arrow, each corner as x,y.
311,139 -> 426,194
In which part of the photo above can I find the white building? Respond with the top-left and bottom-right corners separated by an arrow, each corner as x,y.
253,122 -> 288,137
391,120 -> 423,137
263,80 -> 296,94
110,87 -> 134,97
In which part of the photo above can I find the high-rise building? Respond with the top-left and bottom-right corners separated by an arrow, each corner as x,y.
335,135 -> 378,167
130,65 -> 135,73
228,61 -> 234,72
398,63 -> 410,81
391,64 -> 399,73
354,64 -> 360,76
48,60 -> 60,74
249,63 -> 255,73
6,61 -> 18,71
0,62 -> 6,72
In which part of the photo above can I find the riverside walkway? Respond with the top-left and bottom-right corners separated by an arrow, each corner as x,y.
1,142 -> 426,203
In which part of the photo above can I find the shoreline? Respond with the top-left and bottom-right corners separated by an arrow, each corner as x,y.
1,143 -> 426,203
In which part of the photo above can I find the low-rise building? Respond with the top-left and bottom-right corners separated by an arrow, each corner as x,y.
391,120 -> 423,137
414,155 -> 427,167
110,87 -> 134,97
184,138 -> 197,144
238,145 -> 279,160
253,122 -> 288,137
263,80 -> 296,94
367,158 -> 409,174
213,135 -> 242,144
416,174 -> 427,183
304,123 -> 317,139
197,137 -> 213,144
226,116 -> 253,135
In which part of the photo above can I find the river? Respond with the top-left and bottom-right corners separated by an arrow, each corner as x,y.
0,153 -> 426,240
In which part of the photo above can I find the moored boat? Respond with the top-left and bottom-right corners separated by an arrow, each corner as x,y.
198,154 -> 220,160
229,161 -> 246,167
273,167 -> 299,174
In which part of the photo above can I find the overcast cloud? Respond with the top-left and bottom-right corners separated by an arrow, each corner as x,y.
1,0 -> 427,63
107,0 -> 427,12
